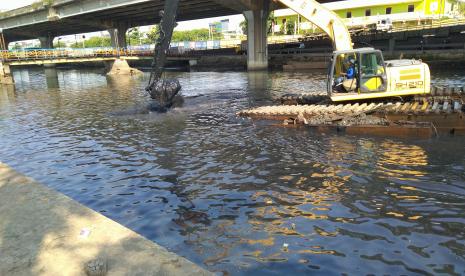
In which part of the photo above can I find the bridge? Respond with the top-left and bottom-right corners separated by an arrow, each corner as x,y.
2,0 -> 464,85
0,0 -> 320,84
1,0 -> 338,71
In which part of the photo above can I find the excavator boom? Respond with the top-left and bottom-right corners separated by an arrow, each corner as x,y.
276,0 -> 353,51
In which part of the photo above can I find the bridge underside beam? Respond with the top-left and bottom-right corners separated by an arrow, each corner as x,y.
244,0 -> 270,71
212,0 -> 281,12
0,0 -> 239,44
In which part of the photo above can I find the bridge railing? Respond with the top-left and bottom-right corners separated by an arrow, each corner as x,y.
0,48 -> 156,62
392,18 -> 465,33
0,46 -> 240,62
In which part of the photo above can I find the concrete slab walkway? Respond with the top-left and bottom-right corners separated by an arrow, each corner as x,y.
0,163 -> 212,276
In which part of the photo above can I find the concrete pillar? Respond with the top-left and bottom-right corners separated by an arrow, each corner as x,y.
243,2 -> 269,71
4,38 -> 9,50
0,62 -> 14,85
109,26 -> 128,50
0,35 -> 9,50
388,38 -> 396,56
38,36 -> 55,49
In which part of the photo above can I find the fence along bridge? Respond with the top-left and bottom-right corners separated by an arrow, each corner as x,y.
0,48 -> 203,66
0,47 -> 205,83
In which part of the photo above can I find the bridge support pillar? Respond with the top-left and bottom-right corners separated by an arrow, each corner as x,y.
244,1 -> 269,71
1,36 -> 9,50
105,59 -> 142,76
0,62 -> 14,85
38,36 -> 55,49
388,38 -> 396,56
109,27 -> 128,50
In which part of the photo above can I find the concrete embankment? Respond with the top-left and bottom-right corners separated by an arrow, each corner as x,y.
23,56 -> 247,72
270,50 -> 465,71
0,162 -> 211,276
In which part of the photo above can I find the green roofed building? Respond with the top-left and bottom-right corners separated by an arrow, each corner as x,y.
273,0 -> 465,34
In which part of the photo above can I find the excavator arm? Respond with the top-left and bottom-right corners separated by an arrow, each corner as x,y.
276,0 -> 352,51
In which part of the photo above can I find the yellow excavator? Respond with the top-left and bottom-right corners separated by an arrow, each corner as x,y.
276,0 -> 431,102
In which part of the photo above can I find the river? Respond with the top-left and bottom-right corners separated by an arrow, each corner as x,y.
0,67 -> 464,275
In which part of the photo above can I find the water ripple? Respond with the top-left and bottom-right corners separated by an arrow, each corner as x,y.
0,68 -> 464,275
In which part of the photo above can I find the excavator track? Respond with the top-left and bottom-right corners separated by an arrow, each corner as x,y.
239,99 -> 464,119
238,98 -> 465,137
277,85 -> 465,106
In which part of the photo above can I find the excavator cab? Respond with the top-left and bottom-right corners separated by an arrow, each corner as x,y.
328,48 -> 388,101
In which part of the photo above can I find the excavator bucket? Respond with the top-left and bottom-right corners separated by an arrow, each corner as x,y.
146,0 -> 182,110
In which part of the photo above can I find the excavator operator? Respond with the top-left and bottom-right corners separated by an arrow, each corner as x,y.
335,57 -> 357,92
345,58 -> 356,80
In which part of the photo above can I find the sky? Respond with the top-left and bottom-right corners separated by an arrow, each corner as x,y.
1,0 -> 244,32
2,0 -> 33,10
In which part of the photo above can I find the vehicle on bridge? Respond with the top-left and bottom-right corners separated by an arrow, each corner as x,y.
376,18 -> 393,32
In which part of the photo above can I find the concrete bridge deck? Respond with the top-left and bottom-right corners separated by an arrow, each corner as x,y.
0,162 -> 212,275
0,0 -> 293,42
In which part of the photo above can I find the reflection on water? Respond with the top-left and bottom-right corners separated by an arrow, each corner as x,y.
0,68 -> 464,275
0,85 -> 15,105
44,67 -> 59,89
377,142 -> 428,181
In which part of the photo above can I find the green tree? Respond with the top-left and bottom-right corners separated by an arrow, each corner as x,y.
146,25 -> 159,43
127,27 -> 143,46
171,29 -> 220,42
53,40 -> 66,48
450,0 -> 465,15
12,43 -> 21,50
286,20 -> 296,35
70,36 -> 111,48
240,20 -> 248,35
42,0 -> 54,6
268,11 -> 276,34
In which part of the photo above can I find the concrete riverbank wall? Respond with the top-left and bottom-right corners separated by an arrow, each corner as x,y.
0,162 -> 211,276
270,50 -> 465,71
12,48 -> 464,73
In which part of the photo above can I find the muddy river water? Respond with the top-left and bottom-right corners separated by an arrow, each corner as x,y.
1,68 -> 464,275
